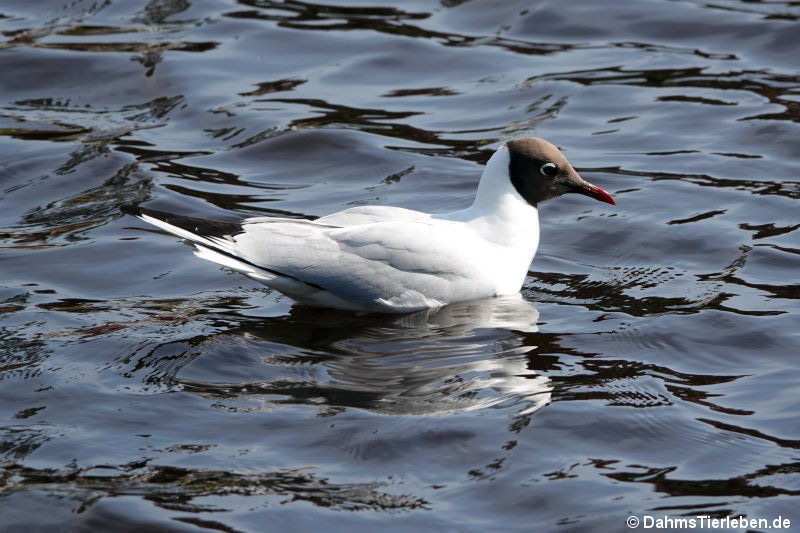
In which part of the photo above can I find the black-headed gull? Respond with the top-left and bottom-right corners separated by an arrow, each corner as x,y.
129,138 -> 615,313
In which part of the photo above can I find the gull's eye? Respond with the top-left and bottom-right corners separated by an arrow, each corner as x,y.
539,162 -> 558,178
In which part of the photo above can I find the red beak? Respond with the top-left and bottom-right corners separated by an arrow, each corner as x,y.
576,182 -> 616,206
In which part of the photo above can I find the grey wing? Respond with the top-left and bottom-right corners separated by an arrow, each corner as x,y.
134,210 -> 488,309
232,219 -> 490,309
315,205 -> 432,227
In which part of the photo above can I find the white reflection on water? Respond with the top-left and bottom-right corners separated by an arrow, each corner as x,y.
178,295 -> 552,418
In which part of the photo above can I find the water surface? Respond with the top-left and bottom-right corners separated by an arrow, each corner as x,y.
1,1 -> 799,531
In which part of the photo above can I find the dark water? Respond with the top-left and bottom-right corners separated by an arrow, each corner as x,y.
2,0 -> 799,531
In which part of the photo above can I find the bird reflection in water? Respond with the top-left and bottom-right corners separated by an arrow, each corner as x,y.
174,295 -> 552,419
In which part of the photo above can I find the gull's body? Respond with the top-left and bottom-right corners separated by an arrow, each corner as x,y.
132,138 -> 615,313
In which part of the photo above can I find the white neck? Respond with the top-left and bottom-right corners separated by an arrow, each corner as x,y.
471,146 -> 525,212
441,145 -> 540,249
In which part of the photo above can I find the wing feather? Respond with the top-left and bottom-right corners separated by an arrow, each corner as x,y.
230,219 -> 491,307
133,207 -> 497,311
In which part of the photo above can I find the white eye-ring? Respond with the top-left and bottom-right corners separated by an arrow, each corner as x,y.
540,162 -> 558,177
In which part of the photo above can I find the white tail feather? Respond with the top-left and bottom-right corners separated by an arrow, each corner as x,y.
139,214 -> 229,251
138,211 -> 323,300
192,245 -> 275,281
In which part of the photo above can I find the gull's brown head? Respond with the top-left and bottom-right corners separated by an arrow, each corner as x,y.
506,137 -> 616,206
